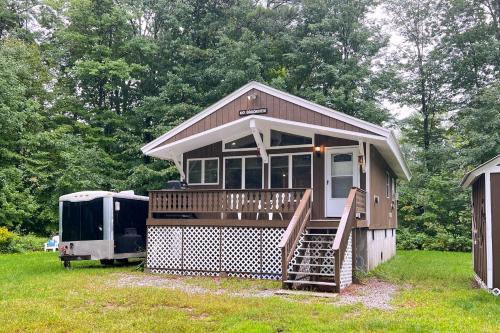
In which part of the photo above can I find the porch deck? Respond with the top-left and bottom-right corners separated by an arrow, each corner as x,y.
146,188 -> 366,292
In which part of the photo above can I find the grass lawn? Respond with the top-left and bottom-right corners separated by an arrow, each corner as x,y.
1,251 -> 499,332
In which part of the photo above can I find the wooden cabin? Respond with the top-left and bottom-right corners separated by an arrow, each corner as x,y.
141,81 -> 410,292
462,155 -> 500,296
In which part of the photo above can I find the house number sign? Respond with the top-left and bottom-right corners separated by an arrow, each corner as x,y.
239,108 -> 267,116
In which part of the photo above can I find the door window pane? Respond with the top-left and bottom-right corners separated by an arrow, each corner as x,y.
188,160 -> 202,184
270,156 -> 289,188
331,154 -> 353,176
245,158 -> 262,189
225,159 -> 242,189
292,154 -> 311,188
204,159 -> 218,183
270,130 -> 312,146
331,176 -> 353,198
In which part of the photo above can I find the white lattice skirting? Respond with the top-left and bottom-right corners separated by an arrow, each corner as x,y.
147,226 -> 285,279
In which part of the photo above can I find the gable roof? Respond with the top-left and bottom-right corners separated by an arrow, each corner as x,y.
461,154 -> 500,188
141,81 -> 390,154
141,81 -> 411,180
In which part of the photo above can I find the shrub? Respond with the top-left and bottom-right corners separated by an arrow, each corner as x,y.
0,227 -> 16,253
0,227 -> 47,253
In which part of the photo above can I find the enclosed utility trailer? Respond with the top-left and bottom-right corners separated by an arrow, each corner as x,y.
59,191 -> 148,267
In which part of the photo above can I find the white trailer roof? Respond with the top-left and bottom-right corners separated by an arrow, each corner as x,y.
59,191 -> 149,202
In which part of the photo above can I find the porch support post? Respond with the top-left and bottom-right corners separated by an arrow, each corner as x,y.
171,154 -> 186,180
358,140 -> 366,173
249,119 -> 268,164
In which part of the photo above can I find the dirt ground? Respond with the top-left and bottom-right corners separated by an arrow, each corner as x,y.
112,273 -> 401,310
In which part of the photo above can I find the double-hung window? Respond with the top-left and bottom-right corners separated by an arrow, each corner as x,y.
187,158 -> 219,185
269,154 -> 312,189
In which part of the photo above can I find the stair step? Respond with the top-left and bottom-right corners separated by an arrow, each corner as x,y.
300,240 -> 332,244
294,255 -> 334,259
288,271 -> 335,277
291,262 -> 334,267
284,280 -> 337,287
296,246 -> 333,252
304,233 -> 336,237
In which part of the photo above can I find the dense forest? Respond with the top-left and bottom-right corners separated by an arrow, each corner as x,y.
0,0 -> 498,250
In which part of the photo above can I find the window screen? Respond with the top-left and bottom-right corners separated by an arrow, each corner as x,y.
292,154 -> 312,188
270,155 -> 289,188
225,158 -> 242,189
270,130 -> 312,146
330,153 -> 353,198
245,157 -> 262,189
204,159 -> 218,183
188,160 -> 202,184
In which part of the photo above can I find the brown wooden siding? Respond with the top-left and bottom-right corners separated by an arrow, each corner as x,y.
472,174 -> 487,284
159,88 -> 376,148
491,173 -> 500,289
312,135 -> 360,220
369,147 -> 397,229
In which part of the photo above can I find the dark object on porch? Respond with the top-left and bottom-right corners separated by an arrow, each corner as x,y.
166,180 -> 188,190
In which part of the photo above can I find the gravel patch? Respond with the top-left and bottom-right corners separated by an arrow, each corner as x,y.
110,274 -> 401,309
111,273 -> 277,298
334,279 -> 401,310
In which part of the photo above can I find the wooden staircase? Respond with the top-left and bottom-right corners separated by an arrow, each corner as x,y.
284,227 -> 338,290
278,187 -> 365,293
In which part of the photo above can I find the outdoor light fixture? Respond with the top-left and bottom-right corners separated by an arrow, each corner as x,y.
247,93 -> 257,101
315,145 -> 322,157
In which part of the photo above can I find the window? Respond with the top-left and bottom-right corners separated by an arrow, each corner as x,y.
292,155 -> 312,188
187,158 -> 219,185
270,156 -> 289,188
224,158 -> 242,189
224,133 -> 263,150
330,153 -> 353,198
385,171 -> 390,198
270,130 -> 312,147
224,157 -> 263,189
270,154 -> 312,189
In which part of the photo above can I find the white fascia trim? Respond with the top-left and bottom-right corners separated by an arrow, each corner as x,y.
485,171 -> 493,288
387,131 -> 411,181
146,116 -> 251,157
366,143 -> 371,227
141,81 -> 391,154
141,82 -> 257,154
462,155 -> 500,188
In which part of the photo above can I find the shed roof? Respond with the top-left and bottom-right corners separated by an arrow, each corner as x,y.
461,154 -> 500,188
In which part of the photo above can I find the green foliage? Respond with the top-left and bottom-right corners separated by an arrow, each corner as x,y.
0,227 -> 46,253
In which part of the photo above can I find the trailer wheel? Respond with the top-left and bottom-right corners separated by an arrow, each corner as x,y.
63,261 -> 71,269
100,259 -> 114,266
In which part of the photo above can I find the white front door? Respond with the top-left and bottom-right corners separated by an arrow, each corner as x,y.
325,147 -> 359,217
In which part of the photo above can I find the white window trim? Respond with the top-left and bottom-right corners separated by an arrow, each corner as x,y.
222,128 -> 314,153
268,152 -> 313,189
267,129 -> 314,150
223,155 -> 264,189
186,158 -> 219,185
222,132 -> 262,152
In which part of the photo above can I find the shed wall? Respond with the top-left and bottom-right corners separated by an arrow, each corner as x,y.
472,174 -> 487,285
491,173 -> 500,289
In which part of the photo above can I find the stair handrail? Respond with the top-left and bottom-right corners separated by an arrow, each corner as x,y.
278,189 -> 312,284
332,187 -> 363,292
